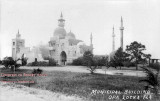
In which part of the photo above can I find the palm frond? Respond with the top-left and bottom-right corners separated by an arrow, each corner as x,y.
139,66 -> 159,90
139,79 -> 157,86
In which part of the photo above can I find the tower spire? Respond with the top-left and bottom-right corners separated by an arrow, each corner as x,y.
112,26 -> 115,51
60,12 -> 63,18
90,33 -> 93,46
18,29 -> 19,34
121,16 -> 123,27
90,33 -> 93,53
120,16 -> 124,51
58,12 -> 65,27
16,29 -> 21,38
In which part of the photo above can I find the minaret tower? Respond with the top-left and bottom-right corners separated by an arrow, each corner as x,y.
12,30 -> 25,60
120,16 -> 124,51
112,26 -> 115,51
58,12 -> 65,27
16,29 -> 21,39
90,33 -> 93,53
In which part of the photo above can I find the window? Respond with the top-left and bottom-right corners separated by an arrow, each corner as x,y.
13,42 -> 15,45
20,42 -> 23,46
51,43 -> 55,46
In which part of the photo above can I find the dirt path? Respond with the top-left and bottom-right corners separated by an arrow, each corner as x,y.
21,66 -> 145,77
0,83 -> 85,101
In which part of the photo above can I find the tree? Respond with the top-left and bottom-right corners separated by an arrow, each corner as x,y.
83,50 -> 93,67
48,58 -> 57,66
21,54 -> 28,66
109,47 -> 129,69
83,50 -> 97,74
139,63 -> 160,98
2,54 -> 27,71
126,41 -> 151,70
0,60 -> 2,64
2,57 -> 21,71
94,55 -> 108,68
72,57 -> 84,66
2,57 -> 15,68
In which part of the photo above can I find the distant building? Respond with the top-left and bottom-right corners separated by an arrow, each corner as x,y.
12,30 -> 44,63
49,13 -> 93,65
149,58 -> 160,64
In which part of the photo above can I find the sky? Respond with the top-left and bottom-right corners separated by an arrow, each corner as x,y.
0,0 -> 160,59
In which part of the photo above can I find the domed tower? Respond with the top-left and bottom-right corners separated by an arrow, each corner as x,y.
67,30 -> 76,39
54,12 -> 67,39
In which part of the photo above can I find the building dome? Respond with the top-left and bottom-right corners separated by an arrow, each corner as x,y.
109,51 -> 116,60
67,31 -> 76,39
54,27 -> 67,39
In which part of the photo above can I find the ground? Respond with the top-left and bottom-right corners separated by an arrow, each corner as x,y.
0,82 -> 84,101
0,65 -> 159,101
22,66 -> 146,77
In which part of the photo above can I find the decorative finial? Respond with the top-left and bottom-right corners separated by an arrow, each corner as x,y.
16,29 -> 21,38
121,16 -> 123,22
121,16 -> 123,27
90,33 -> 93,39
60,12 -> 63,18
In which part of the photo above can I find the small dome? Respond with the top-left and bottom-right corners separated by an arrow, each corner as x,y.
67,31 -> 76,39
77,42 -> 85,46
109,51 -> 116,60
54,27 -> 67,39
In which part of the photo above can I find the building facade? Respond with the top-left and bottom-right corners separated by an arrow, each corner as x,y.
12,31 -> 44,63
49,13 -> 93,65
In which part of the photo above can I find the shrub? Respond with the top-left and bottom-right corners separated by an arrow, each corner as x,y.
31,61 -> 48,66
2,57 -> 15,68
94,56 -> 108,68
149,63 -> 160,71
1,57 -> 22,71
0,60 -> 2,64
38,61 -> 48,66
139,63 -> 160,98
26,63 -> 33,66
21,57 -> 28,66
123,61 -> 135,67
72,57 -> 84,66
32,68 -> 43,74
49,58 -> 57,66
27,59 -> 56,66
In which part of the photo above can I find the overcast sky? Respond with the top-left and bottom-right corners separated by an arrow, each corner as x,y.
0,0 -> 160,59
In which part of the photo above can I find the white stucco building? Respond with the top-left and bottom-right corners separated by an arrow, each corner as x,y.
12,13 -> 93,65
49,13 -> 93,65
12,31 -> 44,63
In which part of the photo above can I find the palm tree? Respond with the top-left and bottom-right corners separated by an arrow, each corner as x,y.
139,63 -> 160,98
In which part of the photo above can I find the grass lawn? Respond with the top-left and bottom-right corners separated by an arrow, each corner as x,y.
0,67 -> 160,101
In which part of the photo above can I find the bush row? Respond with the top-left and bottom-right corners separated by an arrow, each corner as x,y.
27,58 -> 57,66
72,56 -> 107,66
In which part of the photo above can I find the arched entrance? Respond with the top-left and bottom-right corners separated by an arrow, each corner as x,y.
60,51 -> 67,65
